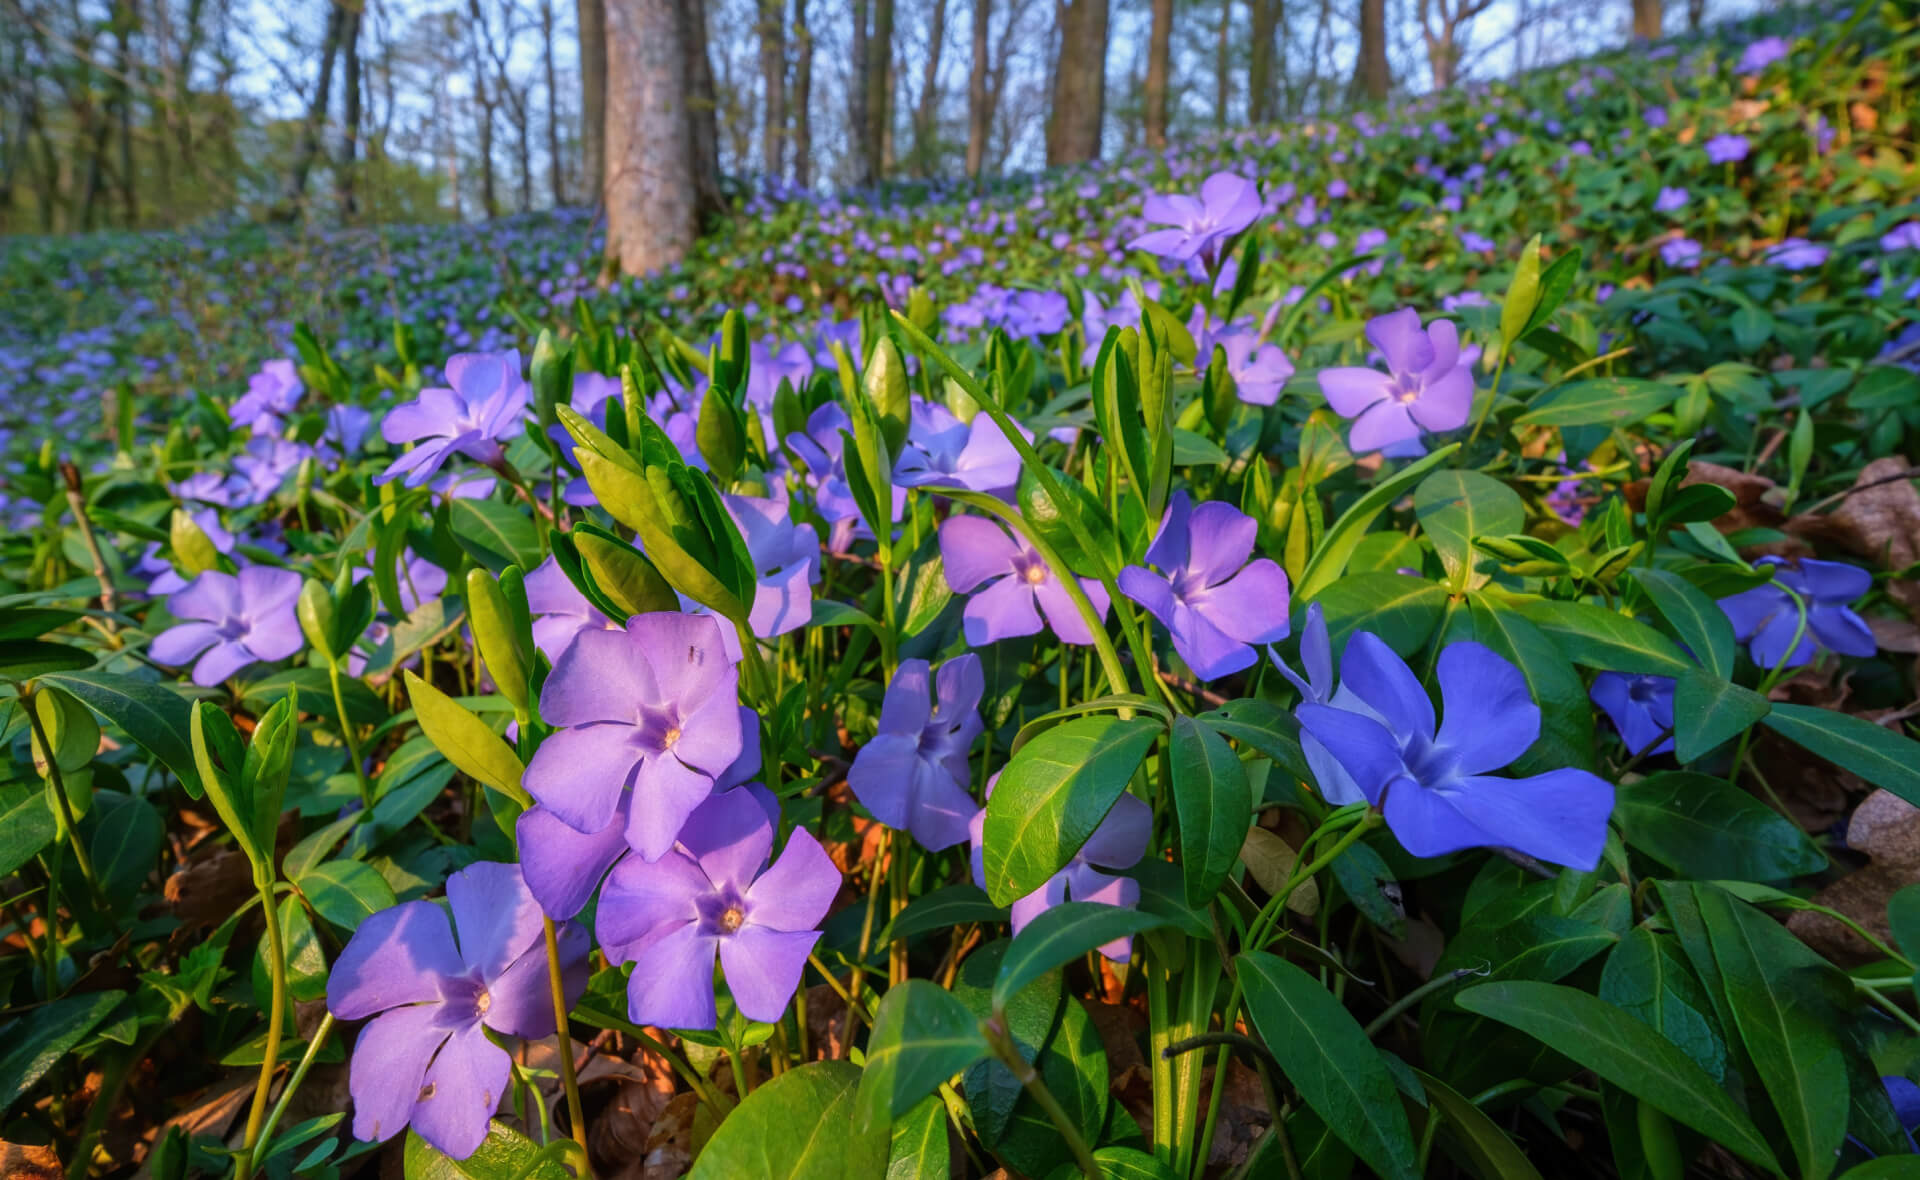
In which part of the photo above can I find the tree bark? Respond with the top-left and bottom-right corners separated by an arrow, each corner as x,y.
1249,0 -> 1279,122
1213,0 -> 1229,130
542,0 -> 564,204
1631,0 -> 1661,38
1686,0 -> 1702,31
864,0 -> 893,181
1045,0 -> 1106,164
678,0 -> 724,221
1144,0 -> 1170,146
337,0 -> 362,219
849,0 -> 869,182
577,0 -> 607,205
912,0 -> 946,175
791,0 -> 812,186
1349,0 -> 1388,102
604,0 -> 696,273
965,0 -> 989,177
278,0 -> 345,218
468,0 -> 499,219
757,0 -> 786,181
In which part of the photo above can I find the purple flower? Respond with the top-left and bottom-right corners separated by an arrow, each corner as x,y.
1270,602 -> 1363,805
1131,172 -> 1263,263
327,862 -> 589,1159
1882,222 -> 1920,252
320,405 -> 374,461
725,491 -> 819,638
523,612 -> 744,861
174,471 -> 238,508
1081,289 -> 1144,364
1296,633 -> 1615,869
523,556 -> 621,662
150,566 -> 304,686
230,436 -> 310,506
847,655 -> 984,851
968,777 -> 1149,961
1118,492 -> 1291,681
1705,134 -> 1750,164
230,359 -> 302,432
1660,237 -> 1704,268
1589,672 -> 1675,756
378,351 -> 529,488
746,339 -> 816,410
140,508 -> 234,596
893,401 -> 1022,495
597,786 -> 838,1029
1653,186 -> 1690,214
1739,36 -> 1790,73
1317,308 -> 1474,454
939,515 -> 1111,646
1216,329 -> 1295,406
1767,238 -> 1828,270
1718,556 -> 1875,668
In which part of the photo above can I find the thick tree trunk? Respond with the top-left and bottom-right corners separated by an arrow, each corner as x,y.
1214,0 -> 1229,130
338,1 -> 362,219
1349,0 -> 1388,102
965,0 -> 989,177
1045,0 -> 1106,164
757,0 -> 786,181
279,0 -> 345,218
678,0 -> 724,221
112,0 -> 136,225
1144,0 -> 1171,146
850,0 -> 869,181
1249,0 -> 1278,122
515,89 -> 533,210
864,0 -> 893,181
1687,0 -> 1702,31
912,0 -> 946,174
577,0 -> 607,205
1631,0 -> 1661,38
791,0 -> 813,186
542,0 -> 564,204
604,0 -> 696,273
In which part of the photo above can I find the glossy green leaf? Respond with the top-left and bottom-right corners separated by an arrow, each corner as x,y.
1631,567 -> 1735,679
1415,1068 -> 1545,1180
1517,378 -> 1682,427
1311,572 -> 1449,658
881,884 -> 1008,944
885,1095 -> 949,1180
1612,772 -> 1823,881
992,902 -> 1167,1012
1042,1147 -> 1180,1180
696,1060 -> 889,1177
857,980 -> 988,1131
1598,927 -> 1729,1083
1297,445 -> 1460,599
1763,703 -> 1920,808
0,990 -> 126,1115
1169,715 -> 1252,906
1673,668 -> 1770,763
33,670 -> 202,797
297,859 -> 398,933
1514,599 -> 1693,676
401,1121 -> 573,1179
403,671 -> 529,807
0,784 -> 57,878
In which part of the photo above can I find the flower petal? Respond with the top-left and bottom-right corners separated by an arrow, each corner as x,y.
1391,770 -> 1614,870
1434,641 -> 1538,776
1078,792 -> 1152,869
632,612 -> 735,711
877,659 -> 933,736
680,787 -> 774,892
328,900 -> 463,1020
939,515 -> 1021,592
628,754 -> 718,862
412,1021 -> 511,1160
1296,703 -> 1407,805
482,920 -> 589,1039
1365,307 -> 1435,375
962,575 -> 1044,644
516,803 -> 629,919
720,926 -> 821,1023
148,622 -> 220,668
540,628 -> 657,726
347,1004 -> 447,1145
1317,367 -> 1394,418
1340,632 -> 1435,740
744,828 -> 840,930
446,861 -> 545,982
1185,501 -> 1259,585
523,723 -> 641,835
626,922 -> 720,1030
597,851 -> 709,953
1193,559 -> 1291,645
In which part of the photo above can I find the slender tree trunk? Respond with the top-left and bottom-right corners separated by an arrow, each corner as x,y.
1686,0 -> 1702,31
757,0 -> 786,181
112,0 -> 137,225
1144,0 -> 1171,147
791,0 -> 812,186
964,0 -> 989,177
468,0 -> 499,219
338,0 -> 362,219
542,0 -> 563,204
577,0 -> 607,205
1213,0 -> 1229,130
1045,0 -> 1106,163
912,0 -> 946,175
1349,0 -> 1388,102
604,0 -> 695,273
279,0 -> 344,218
864,0 -> 893,181
679,0 -> 724,221
1631,0 -> 1660,38
1249,0 -> 1279,122
850,0 -> 869,182
516,88 -> 532,210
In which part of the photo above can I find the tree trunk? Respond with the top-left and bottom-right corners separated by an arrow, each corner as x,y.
1631,0 -> 1660,38
679,0 -> 724,221
757,0 -> 786,181
578,0 -> 607,206
278,0 -> 345,218
1045,0 -> 1106,164
1144,0 -> 1171,146
1214,0 -> 1229,130
516,88 -> 533,210
604,0 -> 696,273
864,0 -> 893,182
912,0 -> 946,174
791,0 -> 812,186
1249,0 -> 1278,122
1686,0 -> 1702,31
850,0 -> 869,182
112,0 -> 137,225
542,0 -> 564,204
469,0 -> 500,219
338,1 -> 362,219
1349,0 -> 1388,102
965,0 -> 989,177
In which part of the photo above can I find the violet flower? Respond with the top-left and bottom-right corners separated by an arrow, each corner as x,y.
1718,556 -> 1875,668
1767,238 -> 1828,270
523,556 -> 622,662
320,405 -> 374,461
1214,328 -> 1295,406
229,359 -> 303,432
1296,633 -> 1615,869
893,401 -> 1023,496
725,491 -> 820,639
847,654 -> 984,851
597,786 -> 838,1029
1705,134 -> 1750,164
377,350 -> 529,488
1131,172 -> 1263,263
1654,186 -> 1690,214
968,776 -> 1150,961
1270,602 -> 1364,806
939,514 -> 1110,646
1660,238 -> 1703,268
1119,492 -> 1291,681
1589,672 -> 1676,756
327,862 -> 589,1158
523,612 -> 743,861
1738,36 -> 1789,73
1317,307 -> 1473,454
150,566 -> 304,686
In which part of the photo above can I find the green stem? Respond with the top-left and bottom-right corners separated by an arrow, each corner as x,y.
1190,1044 -> 1233,1178
239,881 -> 288,1179
328,660 -> 374,809
1465,351 -> 1510,448
984,1017 -> 1102,1180
889,830 -> 909,986
1362,967 -> 1487,1039
249,1013 -> 335,1173
1247,811 -> 1380,952
543,919 -> 591,1171
23,696 -> 102,907
727,1046 -> 752,1099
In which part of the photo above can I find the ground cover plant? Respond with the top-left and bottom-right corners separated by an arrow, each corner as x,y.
4,3 -> 1920,1178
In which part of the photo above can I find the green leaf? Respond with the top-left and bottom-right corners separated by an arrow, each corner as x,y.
0,640 -> 96,679
1464,598 -> 1597,774
1517,378 -> 1682,427
1696,886 -> 1848,1180
297,859 -> 398,933
1613,772 -> 1824,881
992,903 -> 1167,1012
1632,567 -> 1735,679
696,1060 -> 889,1178
34,670 -> 202,797
1499,235 -> 1546,364
1598,927 -> 1729,1083
1042,1147 -> 1180,1180
1238,951 -> 1420,1180
1169,715 -> 1252,906
402,1121 -> 573,1179
1311,573 -> 1449,658
1889,884 -> 1920,962
88,791 -> 163,900
1513,600 -> 1693,676
885,1096 -> 950,1180
1521,246 -> 1581,339
403,672 -> 529,807
1414,1068 -> 1545,1180
1298,445 -> 1459,599
1454,981 -> 1779,1171
0,784 -> 57,878
981,715 -> 1162,906
881,884 -> 1008,944
448,498 -> 541,574
1672,669 -> 1770,763
1196,699 -> 1312,785
858,981 -> 988,1131
0,990 -> 125,1114
243,668 -> 388,730
575,526 -> 679,619
1763,703 -> 1920,808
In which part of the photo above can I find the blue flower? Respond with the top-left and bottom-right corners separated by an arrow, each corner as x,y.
1589,672 -> 1675,756
1718,556 -> 1875,668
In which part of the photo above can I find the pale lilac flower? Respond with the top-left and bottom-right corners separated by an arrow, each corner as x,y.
1654,186 -> 1690,214
893,401 -> 1023,496
230,359 -> 302,432
725,491 -> 819,638
968,777 -> 1149,961
378,350 -> 529,488
1660,238 -> 1704,268
1317,308 -> 1473,454
939,514 -> 1110,646
847,655 -> 984,851
150,566 -> 304,686
1767,238 -> 1828,270
523,555 -> 621,662
1118,492 -> 1291,680
1131,172 -> 1263,263
1739,36 -> 1790,73
1705,134 -> 1750,164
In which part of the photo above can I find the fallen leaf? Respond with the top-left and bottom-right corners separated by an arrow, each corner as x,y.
1788,790 -> 1920,964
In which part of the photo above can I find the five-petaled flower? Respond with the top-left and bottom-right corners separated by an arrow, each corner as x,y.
939,514 -> 1111,646
1296,632 -> 1615,869
523,612 -> 744,861
1131,172 -> 1263,264
1118,492 -> 1291,681
597,786 -> 838,1029
378,350 -> 529,488
327,862 -> 589,1159
1589,672 -> 1676,756
1317,307 -> 1473,454
150,566 -> 304,686
1718,556 -> 1875,668
847,654 -> 985,851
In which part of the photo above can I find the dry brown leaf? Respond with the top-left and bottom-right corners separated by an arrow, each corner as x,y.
1788,790 -> 1920,964
1789,456 -> 1920,618
0,1142 -> 61,1180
